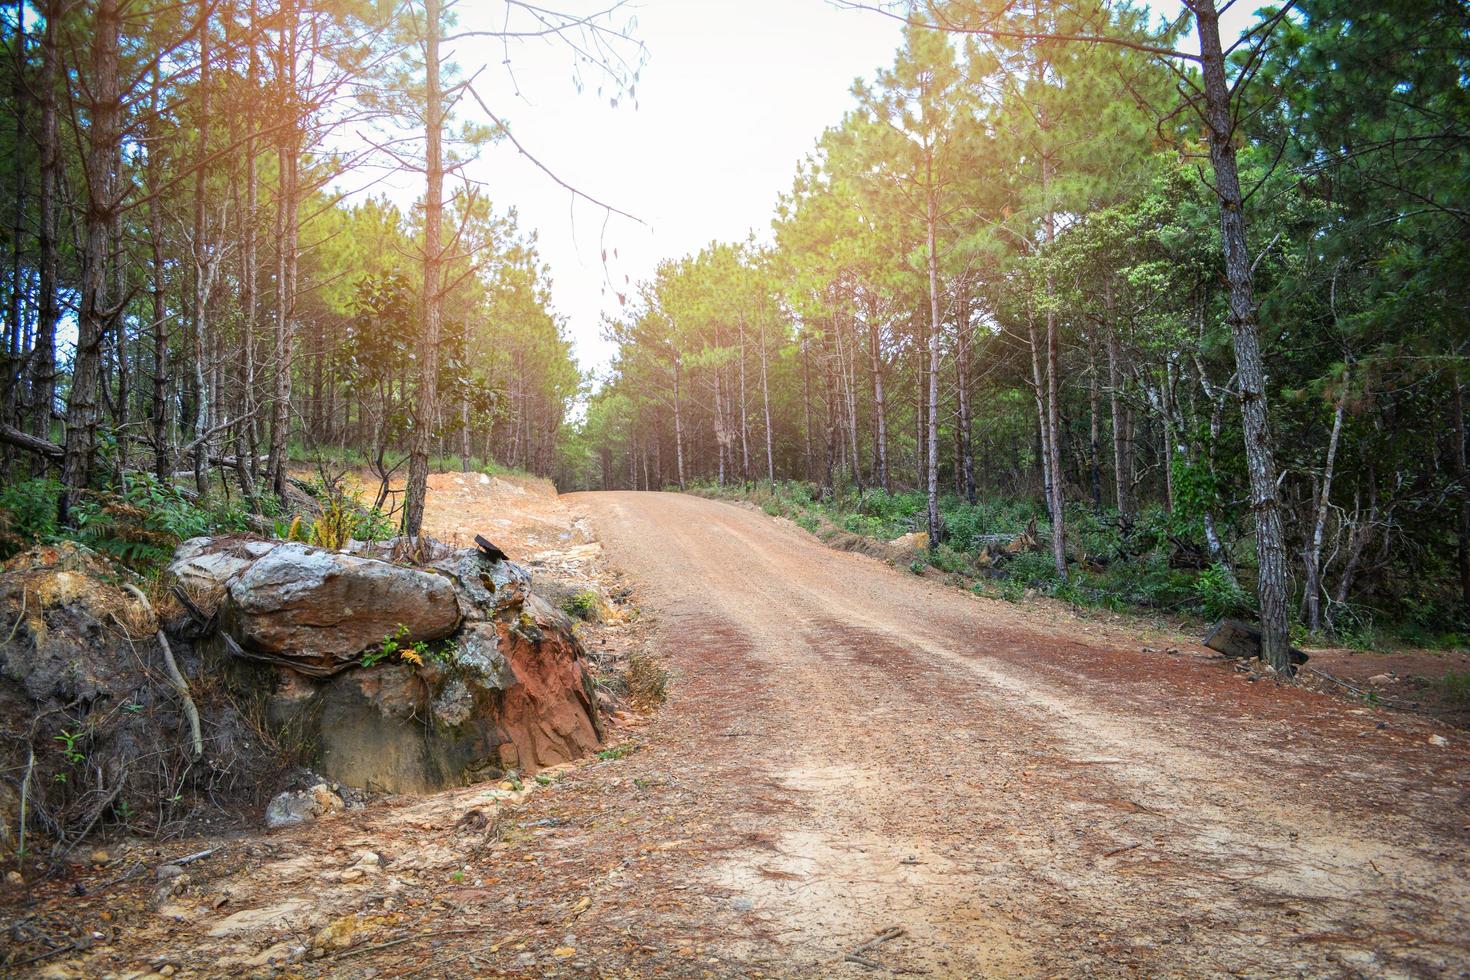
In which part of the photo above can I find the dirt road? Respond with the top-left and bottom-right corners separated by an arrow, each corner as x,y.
9,486 -> 1468,978
561,490 -> 1470,977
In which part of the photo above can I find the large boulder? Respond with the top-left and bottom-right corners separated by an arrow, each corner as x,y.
265,551 -> 602,792
169,535 -> 279,607
223,543 -> 462,677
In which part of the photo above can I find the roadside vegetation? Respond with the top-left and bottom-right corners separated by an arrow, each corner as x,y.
0,455 -> 501,577
691,480 -> 1470,654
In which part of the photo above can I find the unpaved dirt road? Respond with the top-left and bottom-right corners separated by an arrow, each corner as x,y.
10,487 -> 1468,978
563,491 -> 1470,977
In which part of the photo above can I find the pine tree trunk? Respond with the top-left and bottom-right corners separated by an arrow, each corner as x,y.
713,362 -> 726,487
672,356 -> 686,488
801,334 -> 815,483
191,5 -> 212,497
148,69 -> 170,481
59,0 -> 120,526
32,0 -> 58,445
1088,343 -> 1102,514
1107,326 -> 1131,525
956,289 -> 975,504
1028,312 -> 1051,517
865,292 -> 889,493
924,179 -> 942,549
759,318 -> 774,485
1195,0 -> 1291,673
268,0 -> 299,500
837,305 -> 862,490
241,0 -> 260,484
1043,181 -> 1066,578
109,164 -> 128,476
738,319 -> 750,481
1454,382 -> 1470,614
6,0 -> 25,438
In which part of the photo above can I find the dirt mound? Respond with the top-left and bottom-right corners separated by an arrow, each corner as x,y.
0,543 -> 270,857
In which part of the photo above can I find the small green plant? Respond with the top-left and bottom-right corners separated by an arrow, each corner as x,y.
597,745 -> 636,761
308,494 -> 357,550
54,729 -> 86,765
449,870 -> 465,883
363,625 -> 454,669
362,623 -> 413,667
562,590 -> 601,621
0,477 -> 61,557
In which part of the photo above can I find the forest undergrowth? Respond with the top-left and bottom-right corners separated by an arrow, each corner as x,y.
690,480 -> 1470,659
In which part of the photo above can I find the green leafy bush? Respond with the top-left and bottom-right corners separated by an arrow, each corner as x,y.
0,477 -> 62,556
1194,563 -> 1252,620
1006,549 -> 1061,587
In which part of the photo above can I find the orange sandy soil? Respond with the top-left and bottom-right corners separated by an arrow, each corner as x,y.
3,486 -> 1468,978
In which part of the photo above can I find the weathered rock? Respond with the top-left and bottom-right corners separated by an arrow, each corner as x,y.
432,548 -> 529,619
168,536 -> 278,609
224,543 -> 461,677
265,783 -> 344,829
345,535 -> 458,565
266,554 -> 601,793
889,531 -> 930,557
313,914 -> 391,952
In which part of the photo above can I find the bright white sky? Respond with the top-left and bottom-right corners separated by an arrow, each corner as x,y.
389,0 -> 1255,381
435,0 -> 906,376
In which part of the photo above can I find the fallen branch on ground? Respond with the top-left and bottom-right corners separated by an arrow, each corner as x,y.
844,926 -> 905,969
330,928 -> 482,960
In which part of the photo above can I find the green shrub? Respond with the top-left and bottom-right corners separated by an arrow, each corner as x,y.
1005,549 -> 1061,587
1090,554 -> 1194,610
928,543 -> 970,573
562,590 -> 601,621
1194,563 -> 1252,620
973,577 -> 1025,602
0,477 -> 62,556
